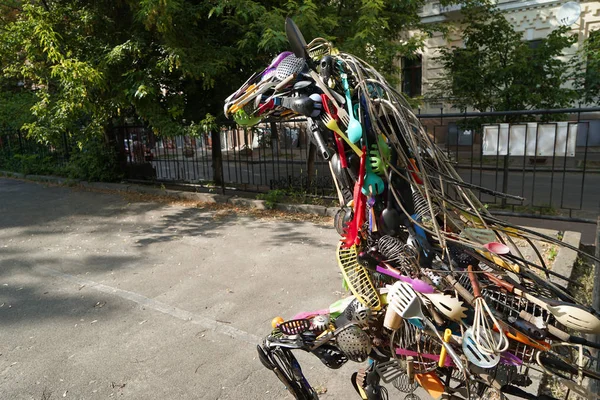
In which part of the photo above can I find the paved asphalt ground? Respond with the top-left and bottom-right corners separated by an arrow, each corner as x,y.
1,177 -> 594,400
0,178 -> 365,399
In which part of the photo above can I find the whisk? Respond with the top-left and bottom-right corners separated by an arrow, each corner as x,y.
377,235 -> 418,275
388,320 -> 441,374
411,186 -> 440,222
468,265 -> 509,355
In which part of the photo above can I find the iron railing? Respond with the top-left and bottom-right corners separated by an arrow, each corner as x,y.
417,107 -> 600,221
121,119 -> 335,197
2,108 -> 598,222
0,128 -> 68,172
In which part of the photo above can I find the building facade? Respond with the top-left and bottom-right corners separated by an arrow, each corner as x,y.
405,0 -> 600,113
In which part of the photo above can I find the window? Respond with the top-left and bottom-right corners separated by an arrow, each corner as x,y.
527,39 -> 543,50
402,55 -> 422,98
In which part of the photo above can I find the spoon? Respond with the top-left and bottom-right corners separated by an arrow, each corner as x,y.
379,174 -> 402,236
338,62 -> 363,144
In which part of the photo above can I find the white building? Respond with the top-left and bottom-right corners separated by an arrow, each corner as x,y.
403,1 -> 600,113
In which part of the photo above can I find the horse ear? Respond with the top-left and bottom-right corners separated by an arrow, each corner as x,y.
285,18 -> 308,60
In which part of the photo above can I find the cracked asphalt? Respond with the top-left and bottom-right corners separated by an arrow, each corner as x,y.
0,178 -> 362,399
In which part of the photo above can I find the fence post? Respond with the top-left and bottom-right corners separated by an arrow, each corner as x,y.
501,154 -> 509,207
306,142 -> 316,193
210,128 -> 224,191
270,121 -> 279,155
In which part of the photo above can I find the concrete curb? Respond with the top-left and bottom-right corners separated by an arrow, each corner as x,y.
550,230 -> 582,288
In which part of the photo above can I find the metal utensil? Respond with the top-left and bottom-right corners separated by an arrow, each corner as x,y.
387,281 -> 466,373
487,273 -> 600,333
335,324 -> 371,362
467,265 -> 509,355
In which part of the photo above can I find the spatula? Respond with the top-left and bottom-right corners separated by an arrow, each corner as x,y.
387,281 -> 465,373
486,273 -> 600,333
379,176 -> 403,236
461,328 -> 500,368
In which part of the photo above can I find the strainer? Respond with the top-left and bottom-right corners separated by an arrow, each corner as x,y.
311,314 -> 330,332
335,324 -> 372,362
336,243 -> 381,311
344,298 -> 372,327
279,319 -> 311,335
275,54 -> 306,81
389,320 -> 441,374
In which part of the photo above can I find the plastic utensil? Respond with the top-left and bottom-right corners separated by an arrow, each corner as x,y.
361,136 -> 384,196
387,281 -> 465,373
369,135 -> 390,175
395,348 -> 455,367
338,64 -> 362,144
414,372 -> 444,399
461,328 -> 501,368
398,275 -> 435,294
336,243 -> 381,311
421,293 -> 468,322
342,148 -> 367,248
379,177 -> 403,236
320,107 -> 363,157
438,329 -> 453,368
484,242 -> 510,255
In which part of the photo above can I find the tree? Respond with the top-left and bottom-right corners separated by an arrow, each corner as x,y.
576,30 -> 600,105
0,0 -> 443,149
0,1 -> 250,144
427,1 -> 579,112
211,0 -> 437,84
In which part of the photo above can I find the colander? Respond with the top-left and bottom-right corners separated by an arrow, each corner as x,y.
335,324 -> 372,362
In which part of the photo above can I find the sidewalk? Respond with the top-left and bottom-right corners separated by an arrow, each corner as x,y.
0,175 -> 592,399
0,177 -> 362,399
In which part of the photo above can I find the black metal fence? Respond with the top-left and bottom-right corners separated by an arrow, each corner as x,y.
121,120 -> 335,196
2,107 -> 599,222
122,107 -> 600,221
417,107 -> 600,221
0,128 -> 69,172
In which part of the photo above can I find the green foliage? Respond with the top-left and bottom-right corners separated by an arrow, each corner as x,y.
211,0 -> 441,84
548,246 -> 558,262
428,1 -> 579,113
256,189 -> 286,209
0,0 -> 449,171
0,133 -> 121,182
64,137 -> 122,182
0,0 -> 244,143
575,30 -> 600,105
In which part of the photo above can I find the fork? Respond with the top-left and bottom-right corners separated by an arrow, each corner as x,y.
321,113 -> 363,157
337,108 -> 350,126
